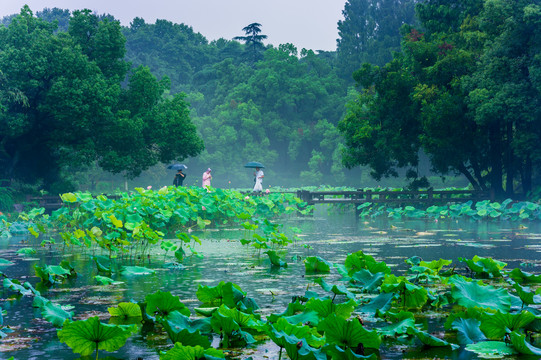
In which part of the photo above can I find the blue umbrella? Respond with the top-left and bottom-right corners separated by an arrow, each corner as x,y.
244,161 -> 265,168
167,164 -> 187,171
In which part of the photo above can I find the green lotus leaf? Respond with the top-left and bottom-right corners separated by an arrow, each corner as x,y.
0,258 -> 14,266
323,344 -> 377,359
94,275 -> 123,286
196,281 -> 245,308
266,250 -> 288,268
450,318 -> 486,344
305,298 -> 357,320
3,278 -> 33,295
120,266 -> 155,276
345,251 -> 391,276
281,310 -> 321,327
194,307 -> 218,317
93,257 -> 112,276
406,327 -> 459,350
512,282 -> 541,306
160,344 -> 225,360
268,317 -> 325,348
381,275 -> 428,309
379,311 -> 416,337
214,304 -> 264,333
318,314 -> 381,349
60,192 -> 78,203
508,268 -> 541,283
465,341 -> 518,357
449,276 -> 512,312
358,292 -> 396,316
146,290 -> 190,317
419,259 -> 452,274
304,256 -> 332,273
350,270 -> 385,292
271,332 -> 327,360
160,311 -> 212,348
267,299 -> 307,323
314,277 -> 355,300
108,302 -> 142,318
459,256 -> 506,278
480,309 -> 536,340
41,300 -> 73,327
57,316 -> 137,357
509,330 -> 541,355
16,247 -> 37,256
210,308 -> 255,347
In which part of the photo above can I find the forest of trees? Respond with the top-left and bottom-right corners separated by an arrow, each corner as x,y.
1,0 -> 540,198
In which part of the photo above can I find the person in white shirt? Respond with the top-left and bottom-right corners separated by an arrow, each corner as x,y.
253,167 -> 264,192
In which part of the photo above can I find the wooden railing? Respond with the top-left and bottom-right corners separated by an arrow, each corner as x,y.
295,189 -> 491,205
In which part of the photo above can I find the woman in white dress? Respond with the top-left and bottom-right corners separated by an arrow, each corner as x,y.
253,167 -> 264,192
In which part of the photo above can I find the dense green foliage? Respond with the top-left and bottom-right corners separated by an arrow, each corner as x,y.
0,7 -> 203,191
339,0 -> 541,198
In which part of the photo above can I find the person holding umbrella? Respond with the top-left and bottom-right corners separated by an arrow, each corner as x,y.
202,168 -> 212,188
173,168 -> 186,186
253,167 -> 264,192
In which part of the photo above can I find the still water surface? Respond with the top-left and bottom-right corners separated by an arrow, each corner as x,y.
1,206 -> 540,359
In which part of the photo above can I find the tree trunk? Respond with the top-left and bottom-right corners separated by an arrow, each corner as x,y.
457,163 -> 481,190
488,124 -> 504,197
504,121 -> 515,196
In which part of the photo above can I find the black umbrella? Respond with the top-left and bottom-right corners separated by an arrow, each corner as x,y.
244,161 -> 265,168
167,164 -> 187,171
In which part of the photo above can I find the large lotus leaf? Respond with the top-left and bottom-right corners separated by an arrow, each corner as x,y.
379,311 -> 416,337
3,278 -> 33,295
120,266 -> 155,276
41,300 -> 73,327
304,256 -> 332,273
350,270 -> 385,292
210,310 -> 240,338
267,300 -> 306,322
124,213 -> 144,231
459,256 -> 506,278
196,281 -> 245,308
450,318 -> 486,344
282,310 -> 321,327
108,302 -> 142,318
323,344 -> 377,359
449,276 -> 511,312
305,298 -> 357,320
94,275 -> 123,286
508,268 -> 541,283
215,305 -> 264,333
358,292 -> 396,316
314,277 -> 355,300
344,251 -> 390,276
160,344 -> 225,360
406,327 -> 459,350
509,330 -> 541,355
480,310 -> 536,340
0,258 -> 14,266
419,259 -> 452,274
163,326 -> 211,348
512,282 -> 541,306
266,250 -> 287,268
465,341 -> 518,357
268,317 -> 325,348
381,275 -> 428,309
145,290 -> 190,317
318,314 -> 381,349
57,316 -> 137,357
272,332 -> 327,360
164,311 -> 212,334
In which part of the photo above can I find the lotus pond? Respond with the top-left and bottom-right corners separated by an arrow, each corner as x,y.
0,188 -> 540,360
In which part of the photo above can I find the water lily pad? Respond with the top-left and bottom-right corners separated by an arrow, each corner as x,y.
465,341 -> 517,358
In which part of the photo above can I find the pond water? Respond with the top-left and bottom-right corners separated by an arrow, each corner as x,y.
0,205 -> 540,359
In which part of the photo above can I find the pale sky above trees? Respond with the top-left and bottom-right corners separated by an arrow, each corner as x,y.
3,0 -> 345,51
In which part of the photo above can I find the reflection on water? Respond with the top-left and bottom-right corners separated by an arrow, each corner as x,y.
0,205 -> 540,359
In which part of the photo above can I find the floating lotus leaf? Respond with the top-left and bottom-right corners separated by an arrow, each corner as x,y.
41,300 -> 73,327
145,290 -> 190,317
268,317 -> 325,348
266,250 -> 287,268
314,277 -> 355,300
3,278 -> 33,295
450,318 -> 486,344
305,298 -> 357,320
108,302 -> 142,318
16,247 -> 36,256
358,292 -> 396,316
509,330 -> 541,355
449,276 -> 512,312
350,269 -> 385,292
318,314 -> 381,349
57,316 -> 137,357
323,344 -> 377,359
465,341 -> 518,357
304,256 -> 332,273
160,344 -> 225,360
94,275 -> 123,285
379,311 -> 416,337
120,266 -> 155,276
480,309 -> 536,340
345,251 -> 391,276
508,268 -> 541,283
406,327 -> 459,350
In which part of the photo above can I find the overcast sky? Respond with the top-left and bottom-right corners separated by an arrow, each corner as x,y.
3,1 -> 346,51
